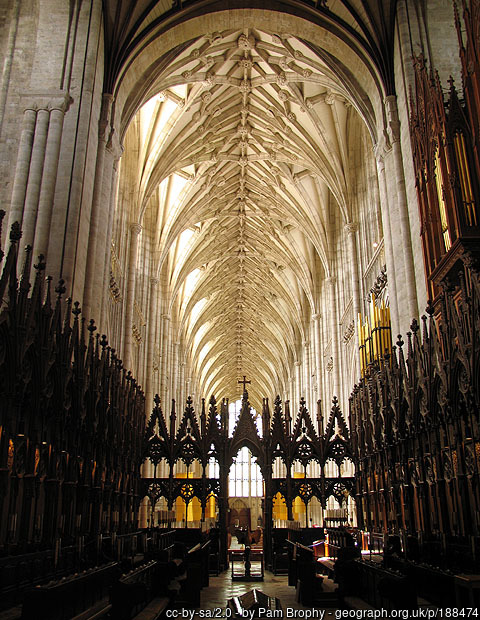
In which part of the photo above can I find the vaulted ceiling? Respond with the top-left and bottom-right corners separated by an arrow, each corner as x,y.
112,2 -> 388,405
103,0 -> 399,95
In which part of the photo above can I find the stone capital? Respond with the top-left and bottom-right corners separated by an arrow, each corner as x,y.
21,90 -> 73,114
98,93 -> 115,139
324,92 -> 337,106
344,222 -> 359,235
130,223 -> 142,235
107,129 -> 124,161
150,277 -> 159,287
384,94 -> 400,143
375,148 -> 386,170
325,276 -> 336,285
374,130 -> 393,161
312,313 -> 321,321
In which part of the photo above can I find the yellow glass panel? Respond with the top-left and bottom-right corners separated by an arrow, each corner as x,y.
293,472 -> 305,519
272,492 -> 288,520
205,494 -> 216,519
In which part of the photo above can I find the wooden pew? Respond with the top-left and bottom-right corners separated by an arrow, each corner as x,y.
110,560 -> 172,620
21,562 -> 120,620
271,530 -> 289,575
317,528 -> 360,582
198,540 -> 211,588
286,540 -> 297,586
293,543 -> 324,606
0,550 -> 55,611
173,540 -> 211,608
373,555 -> 456,609
285,541 -> 325,605
325,527 -> 357,559
342,559 -> 417,610
207,528 -> 220,575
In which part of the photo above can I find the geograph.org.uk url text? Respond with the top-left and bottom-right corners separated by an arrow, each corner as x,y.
165,609 -> 479,620
332,610 -> 479,619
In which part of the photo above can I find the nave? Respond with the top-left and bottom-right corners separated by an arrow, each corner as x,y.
2,0 -> 480,617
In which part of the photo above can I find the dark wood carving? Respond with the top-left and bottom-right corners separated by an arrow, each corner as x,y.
0,215 -> 145,573
143,389 -> 354,569
410,3 -> 480,300
349,261 -> 480,570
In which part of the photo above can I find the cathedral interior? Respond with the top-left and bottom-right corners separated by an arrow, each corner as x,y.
1,0 -> 480,616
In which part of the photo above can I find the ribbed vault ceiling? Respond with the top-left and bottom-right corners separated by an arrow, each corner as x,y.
120,19 -> 380,405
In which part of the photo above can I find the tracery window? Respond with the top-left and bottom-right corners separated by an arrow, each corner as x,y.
207,455 -> 219,478
229,447 -> 263,497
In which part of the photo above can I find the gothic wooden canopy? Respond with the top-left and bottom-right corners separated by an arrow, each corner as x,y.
142,389 -> 355,512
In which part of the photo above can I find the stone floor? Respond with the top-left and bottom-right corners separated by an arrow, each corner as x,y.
200,567 -> 340,617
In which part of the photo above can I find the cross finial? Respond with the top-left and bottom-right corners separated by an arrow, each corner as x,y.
238,375 -> 251,391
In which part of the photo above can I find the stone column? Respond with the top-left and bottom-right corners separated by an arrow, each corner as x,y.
8,108 -> 37,232
326,276 -> 340,399
100,152 -> 122,330
385,95 -> 419,321
344,223 -> 361,372
294,361 -> 302,413
0,0 -> 21,133
186,376 -> 192,402
289,375 -> 295,407
82,93 -> 114,321
312,314 -> 322,404
170,341 -> 179,412
160,314 -> 171,406
56,0 -> 103,297
303,340 -> 311,411
21,109 -> 49,249
10,92 -> 71,254
375,153 -> 400,332
310,333 -> 316,410
33,101 -> 71,259
145,277 -> 159,414
122,223 -> 142,371
179,361 -> 186,410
